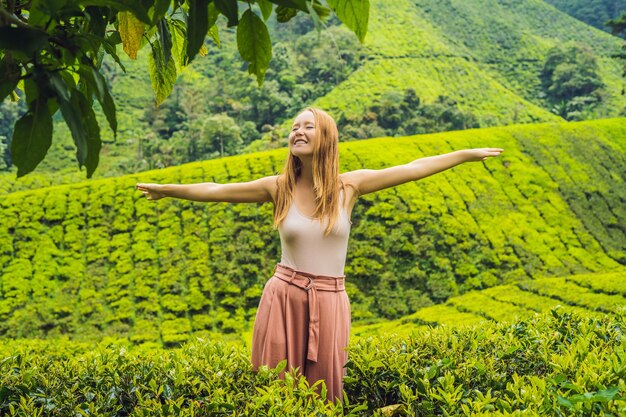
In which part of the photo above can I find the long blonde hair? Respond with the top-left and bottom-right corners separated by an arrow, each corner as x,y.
273,107 -> 343,236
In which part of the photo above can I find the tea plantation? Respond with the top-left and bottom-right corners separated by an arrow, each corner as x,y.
1,118 -> 624,344
1,118 -> 625,415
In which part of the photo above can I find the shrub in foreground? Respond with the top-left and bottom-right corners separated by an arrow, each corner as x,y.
1,309 -> 625,415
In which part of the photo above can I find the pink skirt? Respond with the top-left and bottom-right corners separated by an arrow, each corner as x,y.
251,264 -> 351,403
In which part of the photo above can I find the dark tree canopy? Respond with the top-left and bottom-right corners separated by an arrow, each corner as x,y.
0,0 -> 369,177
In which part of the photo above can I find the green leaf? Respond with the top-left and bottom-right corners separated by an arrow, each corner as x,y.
77,65 -> 117,137
10,98 -> 53,177
59,89 -> 90,166
327,0 -> 369,42
103,34 -> 127,71
276,5 -> 298,23
23,78 -> 39,104
157,18 -> 173,64
78,91 -> 102,178
168,19 -> 188,72
208,25 -> 220,48
55,84 -> 101,176
557,395 -> 574,408
0,56 -> 20,102
85,6 -> 109,38
49,72 -> 71,104
96,74 -> 118,138
258,0 -> 273,20
150,0 -> 171,24
0,27 -> 48,57
237,9 -> 271,86
304,0 -> 332,27
186,0 -> 210,63
595,386 -> 620,402
207,2 -> 220,47
369,360 -> 384,369
208,2 -> 219,27
214,0 -> 238,27
149,39 -> 177,106
312,0 -> 332,19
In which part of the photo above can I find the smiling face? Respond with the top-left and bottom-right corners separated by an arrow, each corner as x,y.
288,110 -> 316,158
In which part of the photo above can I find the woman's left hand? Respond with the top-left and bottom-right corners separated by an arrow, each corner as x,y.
464,148 -> 504,162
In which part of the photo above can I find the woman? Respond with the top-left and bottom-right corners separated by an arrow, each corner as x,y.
136,107 -> 503,403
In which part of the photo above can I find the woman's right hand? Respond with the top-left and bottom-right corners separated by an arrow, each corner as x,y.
136,183 -> 166,201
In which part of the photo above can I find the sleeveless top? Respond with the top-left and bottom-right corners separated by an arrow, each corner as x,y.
278,191 -> 352,276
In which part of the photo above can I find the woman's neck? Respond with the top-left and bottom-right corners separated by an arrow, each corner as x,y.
298,157 -> 314,186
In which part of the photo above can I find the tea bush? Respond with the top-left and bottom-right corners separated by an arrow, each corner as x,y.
1,309 -> 625,415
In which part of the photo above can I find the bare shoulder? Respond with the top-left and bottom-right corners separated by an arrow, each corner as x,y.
340,171 -> 365,194
340,170 -> 364,183
258,175 -> 279,202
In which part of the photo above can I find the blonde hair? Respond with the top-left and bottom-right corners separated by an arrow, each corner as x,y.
274,107 -> 344,236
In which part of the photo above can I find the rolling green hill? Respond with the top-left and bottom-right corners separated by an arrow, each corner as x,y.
315,0 -> 625,124
543,0 -> 626,32
0,118 -> 624,345
352,270 -> 626,337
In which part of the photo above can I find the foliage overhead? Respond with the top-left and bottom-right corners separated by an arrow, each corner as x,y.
0,0 -> 370,178
1,0 -> 625,186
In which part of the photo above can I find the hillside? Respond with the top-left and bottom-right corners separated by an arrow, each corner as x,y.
1,118 -> 624,344
316,0 -> 625,124
352,270 -> 626,337
543,0 -> 626,32
1,0 -> 625,192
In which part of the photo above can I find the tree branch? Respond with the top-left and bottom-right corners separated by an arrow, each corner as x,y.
0,5 -> 30,27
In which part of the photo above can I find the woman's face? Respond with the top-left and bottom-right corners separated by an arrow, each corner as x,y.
288,110 -> 316,158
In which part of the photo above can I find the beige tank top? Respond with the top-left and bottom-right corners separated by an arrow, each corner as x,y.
278,191 -> 352,276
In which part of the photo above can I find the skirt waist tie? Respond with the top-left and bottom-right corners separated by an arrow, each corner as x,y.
273,264 -> 346,363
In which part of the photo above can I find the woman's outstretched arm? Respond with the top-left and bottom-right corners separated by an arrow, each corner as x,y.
136,175 -> 278,203
344,148 -> 503,196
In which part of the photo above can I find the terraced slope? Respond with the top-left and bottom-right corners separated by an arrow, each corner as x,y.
315,0 -> 626,124
352,269 -> 626,337
0,119 -> 624,344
